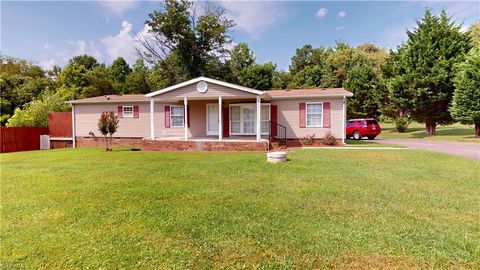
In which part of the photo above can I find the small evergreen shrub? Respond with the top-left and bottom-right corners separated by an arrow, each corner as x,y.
394,116 -> 411,133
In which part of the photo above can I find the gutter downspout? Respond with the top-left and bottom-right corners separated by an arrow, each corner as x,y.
71,104 -> 76,148
342,96 -> 346,145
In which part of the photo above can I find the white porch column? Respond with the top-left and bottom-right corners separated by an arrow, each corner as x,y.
256,96 -> 261,141
149,98 -> 155,139
184,97 -> 188,140
218,96 -> 223,141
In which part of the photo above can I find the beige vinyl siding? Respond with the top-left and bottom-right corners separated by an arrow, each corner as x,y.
75,103 -> 150,138
271,98 -> 344,139
152,82 -> 258,100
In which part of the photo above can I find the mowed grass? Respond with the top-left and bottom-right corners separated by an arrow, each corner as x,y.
378,122 -> 479,143
1,148 -> 479,269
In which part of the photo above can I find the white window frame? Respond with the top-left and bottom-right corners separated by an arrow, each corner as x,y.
229,103 -> 270,135
306,102 -> 323,128
170,105 -> 185,128
122,106 -> 133,118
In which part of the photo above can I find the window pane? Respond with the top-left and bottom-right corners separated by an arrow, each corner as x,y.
230,106 -> 240,121
123,106 -> 133,117
307,104 -> 322,114
261,105 -> 269,121
231,122 -> 240,133
171,116 -> 184,127
307,114 -> 321,126
243,106 -> 255,121
261,121 -> 269,133
171,106 -> 184,116
243,121 -> 255,133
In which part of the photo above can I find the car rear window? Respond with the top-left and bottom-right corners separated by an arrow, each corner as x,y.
366,120 -> 378,125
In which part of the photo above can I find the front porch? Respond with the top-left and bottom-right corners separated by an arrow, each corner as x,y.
149,135 -> 269,142
148,96 -> 271,142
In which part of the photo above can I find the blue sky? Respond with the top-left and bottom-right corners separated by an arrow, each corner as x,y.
2,1 -> 479,71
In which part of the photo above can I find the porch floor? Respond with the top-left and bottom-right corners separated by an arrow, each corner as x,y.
147,136 -> 269,142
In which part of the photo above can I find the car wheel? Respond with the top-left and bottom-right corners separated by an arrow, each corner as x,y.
367,136 -> 376,140
353,131 -> 361,140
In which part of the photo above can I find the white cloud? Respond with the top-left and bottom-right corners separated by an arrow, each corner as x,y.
43,43 -> 51,50
67,40 -> 103,62
39,59 -> 56,70
316,8 -> 328,18
96,0 -> 138,16
338,10 -> 346,18
101,20 -> 158,64
336,25 -> 351,31
218,1 -> 289,38
101,20 -> 141,63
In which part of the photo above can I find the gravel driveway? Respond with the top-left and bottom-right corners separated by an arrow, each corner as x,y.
377,139 -> 480,160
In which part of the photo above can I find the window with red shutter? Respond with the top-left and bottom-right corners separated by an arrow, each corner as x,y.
271,105 -> 278,136
299,103 -> 306,128
323,102 -> 330,128
133,106 -> 139,118
117,106 -> 123,118
164,105 -> 170,128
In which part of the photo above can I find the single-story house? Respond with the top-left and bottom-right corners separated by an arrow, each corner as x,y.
68,77 -> 353,151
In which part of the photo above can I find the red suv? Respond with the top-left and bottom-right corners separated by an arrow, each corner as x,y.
346,118 -> 381,140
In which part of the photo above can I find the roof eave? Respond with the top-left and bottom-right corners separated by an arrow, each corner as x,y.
68,100 -> 149,104
268,93 -> 353,100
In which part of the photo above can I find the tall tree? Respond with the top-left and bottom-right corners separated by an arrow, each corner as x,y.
126,59 -> 152,94
137,0 -> 234,82
468,21 -> 480,46
69,55 -> 99,71
450,48 -> 480,137
229,43 -> 255,80
108,57 -> 132,84
289,45 -> 314,75
387,9 -> 471,134
0,56 -> 54,125
57,56 -> 114,99
6,91 -> 70,127
237,62 -> 276,90
343,63 -> 380,119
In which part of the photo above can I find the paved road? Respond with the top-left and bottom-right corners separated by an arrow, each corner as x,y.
377,139 -> 480,160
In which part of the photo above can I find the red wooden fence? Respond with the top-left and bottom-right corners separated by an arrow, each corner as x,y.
48,112 -> 72,137
0,127 -> 49,153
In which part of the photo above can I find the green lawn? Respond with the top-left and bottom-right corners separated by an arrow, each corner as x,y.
1,148 -> 479,269
378,122 -> 479,143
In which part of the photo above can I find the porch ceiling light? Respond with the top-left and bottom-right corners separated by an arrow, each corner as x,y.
197,81 -> 208,93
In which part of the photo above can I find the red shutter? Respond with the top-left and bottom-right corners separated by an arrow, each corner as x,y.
187,105 -> 190,127
223,107 -> 229,137
133,106 -> 139,118
164,105 -> 170,128
118,106 -> 123,118
323,102 -> 331,128
270,105 -> 277,136
299,103 -> 306,128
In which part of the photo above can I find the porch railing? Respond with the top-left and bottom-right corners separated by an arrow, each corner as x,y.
269,120 -> 287,147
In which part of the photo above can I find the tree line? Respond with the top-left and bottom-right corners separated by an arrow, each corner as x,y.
1,0 -> 479,136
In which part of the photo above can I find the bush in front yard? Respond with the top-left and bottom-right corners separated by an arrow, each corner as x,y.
322,132 -> 337,145
394,116 -> 411,133
300,134 -> 315,145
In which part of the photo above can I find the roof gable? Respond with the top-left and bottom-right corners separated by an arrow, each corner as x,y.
145,77 -> 264,98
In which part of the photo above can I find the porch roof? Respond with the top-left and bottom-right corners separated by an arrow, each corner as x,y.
145,77 -> 264,98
